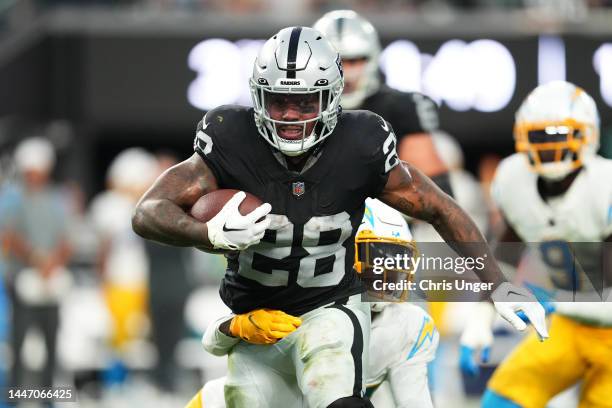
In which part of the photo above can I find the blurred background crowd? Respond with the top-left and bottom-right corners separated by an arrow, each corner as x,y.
0,0 -> 611,407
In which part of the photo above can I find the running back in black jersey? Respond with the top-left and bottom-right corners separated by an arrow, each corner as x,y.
194,105 -> 399,315
361,85 -> 440,140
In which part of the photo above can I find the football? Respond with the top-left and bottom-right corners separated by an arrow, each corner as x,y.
190,189 -> 264,223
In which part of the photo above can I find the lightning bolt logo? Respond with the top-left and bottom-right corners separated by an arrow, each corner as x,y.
407,315 -> 436,360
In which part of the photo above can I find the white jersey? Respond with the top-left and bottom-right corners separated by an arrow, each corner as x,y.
491,153 -> 612,242
491,153 -> 612,319
367,303 -> 439,408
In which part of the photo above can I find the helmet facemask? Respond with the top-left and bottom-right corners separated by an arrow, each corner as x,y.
514,119 -> 596,180
354,229 -> 418,304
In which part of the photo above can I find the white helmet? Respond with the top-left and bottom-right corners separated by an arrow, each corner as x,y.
355,198 -> 417,308
313,10 -> 381,109
250,26 -> 344,157
514,81 -> 600,180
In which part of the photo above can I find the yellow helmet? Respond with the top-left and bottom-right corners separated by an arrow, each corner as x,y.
354,198 -> 418,307
514,81 -> 599,180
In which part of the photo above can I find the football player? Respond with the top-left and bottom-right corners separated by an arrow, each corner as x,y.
185,198 -> 440,408
459,81 -> 612,408
313,10 -> 454,197
132,27 -> 546,408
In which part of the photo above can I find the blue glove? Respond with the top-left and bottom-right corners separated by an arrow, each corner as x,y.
460,344 -> 490,377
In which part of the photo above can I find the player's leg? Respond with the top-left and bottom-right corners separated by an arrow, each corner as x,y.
576,324 -> 612,408
9,298 -> 31,387
40,305 -> 59,387
485,315 -> 586,408
225,341 -> 303,408
293,296 -> 372,408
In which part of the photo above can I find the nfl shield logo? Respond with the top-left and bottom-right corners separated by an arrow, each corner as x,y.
292,181 -> 305,197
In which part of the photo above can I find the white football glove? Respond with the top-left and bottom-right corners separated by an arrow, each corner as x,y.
491,282 -> 549,341
206,191 -> 272,251
459,302 -> 495,376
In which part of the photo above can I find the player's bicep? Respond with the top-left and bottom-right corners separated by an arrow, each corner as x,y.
140,153 -> 218,209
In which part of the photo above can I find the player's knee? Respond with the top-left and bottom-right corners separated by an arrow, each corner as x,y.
482,389 -> 523,408
326,396 -> 374,408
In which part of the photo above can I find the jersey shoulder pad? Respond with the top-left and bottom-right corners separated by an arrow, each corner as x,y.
583,156 -> 612,237
381,87 -> 440,134
490,153 -> 532,209
194,105 -> 253,154
340,110 -> 397,157
585,155 -> 612,178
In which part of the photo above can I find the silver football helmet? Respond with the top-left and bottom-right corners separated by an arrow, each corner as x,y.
313,10 -> 381,109
250,27 -> 344,156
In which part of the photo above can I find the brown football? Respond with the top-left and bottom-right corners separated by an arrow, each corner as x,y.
190,189 -> 264,223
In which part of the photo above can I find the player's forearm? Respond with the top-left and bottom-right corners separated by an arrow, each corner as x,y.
431,202 -> 506,287
381,163 -> 506,287
132,198 -> 212,248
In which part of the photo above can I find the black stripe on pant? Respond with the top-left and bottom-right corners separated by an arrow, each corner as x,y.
325,303 -> 364,397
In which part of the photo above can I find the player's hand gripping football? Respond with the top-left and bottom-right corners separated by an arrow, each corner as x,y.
491,282 -> 549,341
229,309 -> 302,345
206,191 -> 272,251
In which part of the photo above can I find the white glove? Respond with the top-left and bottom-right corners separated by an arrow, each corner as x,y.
206,191 -> 272,251
459,302 -> 496,376
491,282 -> 549,340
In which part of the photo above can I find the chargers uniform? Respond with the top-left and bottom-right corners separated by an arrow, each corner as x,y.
367,302 -> 439,408
193,105 -> 399,408
487,153 -> 612,408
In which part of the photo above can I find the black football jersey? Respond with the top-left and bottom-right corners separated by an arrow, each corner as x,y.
360,85 -> 439,140
194,105 -> 399,315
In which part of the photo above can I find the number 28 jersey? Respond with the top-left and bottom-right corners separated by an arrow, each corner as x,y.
194,105 -> 399,315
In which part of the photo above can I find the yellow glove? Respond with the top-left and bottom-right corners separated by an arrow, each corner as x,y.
229,309 -> 302,344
